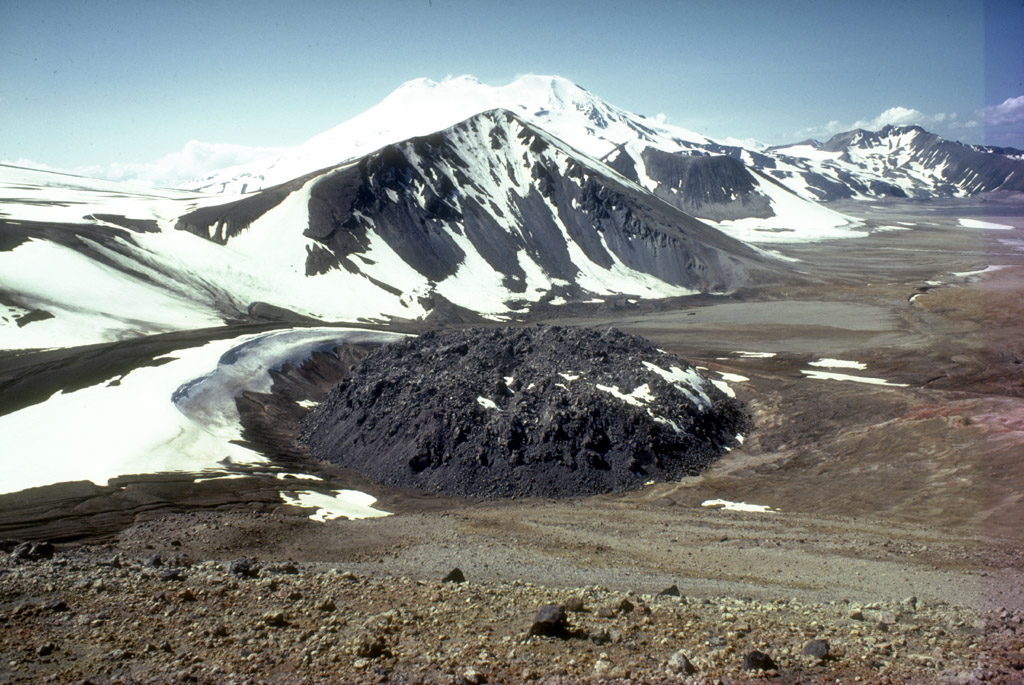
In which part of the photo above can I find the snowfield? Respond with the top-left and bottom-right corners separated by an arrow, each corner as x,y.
0,327 -> 403,495
958,218 -> 1015,230
703,170 -> 866,243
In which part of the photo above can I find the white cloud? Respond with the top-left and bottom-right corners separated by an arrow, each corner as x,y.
794,105 -> 978,143
984,95 -> 1024,126
3,140 -> 286,189
852,106 -> 930,130
1,158 -> 62,173
792,120 -> 848,140
978,95 -> 1024,147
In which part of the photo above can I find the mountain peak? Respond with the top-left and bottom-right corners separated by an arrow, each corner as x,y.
183,74 -> 710,194
389,73 -> 592,113
504,73 -> 587,99
394,74 -> 485,93
876,123 -> 927,137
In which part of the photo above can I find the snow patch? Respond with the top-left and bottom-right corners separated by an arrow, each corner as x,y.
476,396 -> 499,410
642,361 -> 711,407
952,265 -> 1008,277
718,372 -> 749,383
595,382 -> 656,407
280,490 -> 390,521
710,379 -> 736,398
702,499 -> 776,513
959,218 -> 1014,230
801,369 -> 908,387
275,472 -> 323,481
809,358 -> 866,370
704,169 -> 865,244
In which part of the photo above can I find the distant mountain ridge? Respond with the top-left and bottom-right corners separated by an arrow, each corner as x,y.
765,124 -> 1024,199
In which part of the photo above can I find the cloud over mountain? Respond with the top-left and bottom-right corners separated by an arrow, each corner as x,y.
4,141 -> 286,189
984,95 -> 1024,126
983,95 -> 1024,147
795,106 -> 979,143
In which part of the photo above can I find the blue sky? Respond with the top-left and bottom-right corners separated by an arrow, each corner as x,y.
2,0 -> 1021,186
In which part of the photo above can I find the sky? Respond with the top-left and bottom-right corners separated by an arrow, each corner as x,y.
2,0 -> 1022,187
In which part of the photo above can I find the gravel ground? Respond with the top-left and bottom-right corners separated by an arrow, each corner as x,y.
2,539 -> 1023,684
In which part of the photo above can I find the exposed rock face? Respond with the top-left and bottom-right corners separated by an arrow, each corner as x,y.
606,146 -> 774,221
300,326 -> 747,498
174,109 -> 779,312
297,109 -> 773,294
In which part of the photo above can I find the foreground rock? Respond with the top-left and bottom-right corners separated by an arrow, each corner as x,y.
2,543 -> 1022,684
301,326 -> 747,497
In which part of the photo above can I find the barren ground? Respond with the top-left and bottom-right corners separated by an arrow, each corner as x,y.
2,201 -> 1023,683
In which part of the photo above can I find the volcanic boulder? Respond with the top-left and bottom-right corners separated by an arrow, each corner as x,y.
300,326 -> 747,498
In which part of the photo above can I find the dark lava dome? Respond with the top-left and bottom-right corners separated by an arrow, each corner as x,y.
300,326 -> 748,498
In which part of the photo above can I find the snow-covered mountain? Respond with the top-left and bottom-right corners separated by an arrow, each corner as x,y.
183,74 -> 865,241
182,76 -> 1024,207
604,141 -> 860,243
180,109 -> 779,303
183,75 -> 715,195
187,74 -> 1024,231
0,110 -> 784,350
766,125 -> 1024,200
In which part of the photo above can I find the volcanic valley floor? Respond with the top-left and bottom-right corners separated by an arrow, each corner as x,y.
1,201 -> 1023,683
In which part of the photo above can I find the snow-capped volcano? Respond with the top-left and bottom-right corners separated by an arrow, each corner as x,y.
183,74 -> 714,195
183,74 -> 864,240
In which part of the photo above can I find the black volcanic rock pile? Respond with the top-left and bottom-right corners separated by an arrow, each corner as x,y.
300,326 -> 747,498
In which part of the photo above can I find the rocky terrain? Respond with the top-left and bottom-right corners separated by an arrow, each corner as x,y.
301,327 -> 746,498
3,531 -> 1024,684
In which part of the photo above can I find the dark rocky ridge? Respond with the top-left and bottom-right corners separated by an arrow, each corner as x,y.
173,170 -> 327,244
606,146 -> 775,222
301,326 -> 747,498
300,109 -> 778,295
